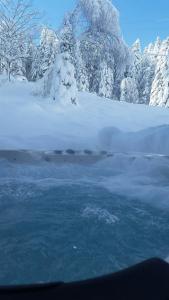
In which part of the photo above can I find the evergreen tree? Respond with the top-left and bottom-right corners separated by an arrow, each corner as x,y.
50,16 -> 78,105
99,61 -> 114,98
50,52 -> 77,105
75,41 -> 89,92
129,39 -> 155,105
30,27 -> 59,81
150,38 -> 169,107
40,27 -> 59,74
131,39 -> 142,82
59,14 -> 76,63
30,45 -> 44,81
138,54 -> 155,104
23,40 -> 37,81
153,37 -> 162,57
120,77 -> 139,103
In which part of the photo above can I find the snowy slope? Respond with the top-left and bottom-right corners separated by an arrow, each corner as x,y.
0,81 -> 169,153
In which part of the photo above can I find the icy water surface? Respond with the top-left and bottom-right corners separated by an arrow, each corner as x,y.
0,156 -> 169,285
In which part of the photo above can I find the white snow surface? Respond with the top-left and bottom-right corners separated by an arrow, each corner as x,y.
0,80 -> 169,153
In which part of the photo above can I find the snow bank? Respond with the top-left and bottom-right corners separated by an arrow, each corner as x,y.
0,82 -> 169,153
99,125 -> 169,154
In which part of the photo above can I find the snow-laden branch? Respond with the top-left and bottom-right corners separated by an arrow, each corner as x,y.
0,0 -> 40,80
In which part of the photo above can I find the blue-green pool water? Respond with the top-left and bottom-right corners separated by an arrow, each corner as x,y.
0,181 -> 169,285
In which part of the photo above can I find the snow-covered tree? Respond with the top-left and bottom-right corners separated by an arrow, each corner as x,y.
120,77 -> 139,103
80,33 -> 102,93
30,46 -> 44,81
75,41 -> 89,92
144,43 -> 154,57
99,61 -> 114,98
77,0 -> 130,98
162,71 -> 169,107
22,39 -> 37,81
30,27 -> 59,81
59,14 -> 76,63
0,0 -> 39,81
44,17 -> 78,105
50,52 -> 77,105
39,27 -> 59,75
153,37 -> 162,57
150,38 -> 169,107
144,37 -> 162,66
137,54 -> 155,104
79,0 -> 121,36
127,39 -> 155,105
131,39 -> 142,81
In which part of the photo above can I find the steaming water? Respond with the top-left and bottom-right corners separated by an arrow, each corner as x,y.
0,156 -> 169,285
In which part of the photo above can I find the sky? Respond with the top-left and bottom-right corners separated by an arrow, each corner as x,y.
34,0 -> 169,48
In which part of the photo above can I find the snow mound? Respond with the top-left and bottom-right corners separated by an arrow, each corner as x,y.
99,125 -> 169,155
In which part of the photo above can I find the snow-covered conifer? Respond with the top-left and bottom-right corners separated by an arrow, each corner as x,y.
30,27 -> 59,81
50,18 -> 78,105
131,39 -> 142,81
59,14 -> 76,63
22,40 -> 37,81
50,52 -> 78,105
99,61 -> 114,98
138,55 -> 155,104
150,38 -> 169,107
120,77 -> 139,103
153,37 -> 162,56
75,41 -> 89,92
40,27 -> 59,74
129,39 -> 155,105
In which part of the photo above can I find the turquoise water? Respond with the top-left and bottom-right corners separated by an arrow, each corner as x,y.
0,158 -> 169,285
0,182 -> 169,285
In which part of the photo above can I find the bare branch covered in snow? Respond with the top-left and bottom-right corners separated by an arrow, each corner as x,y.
0,0 -> 40,80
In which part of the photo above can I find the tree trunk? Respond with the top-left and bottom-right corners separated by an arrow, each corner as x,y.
7,61 -> 11,82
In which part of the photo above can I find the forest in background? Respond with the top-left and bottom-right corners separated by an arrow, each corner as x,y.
0,0 -> 169,107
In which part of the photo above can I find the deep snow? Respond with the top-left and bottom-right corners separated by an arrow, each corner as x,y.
0,81 -> 169,153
